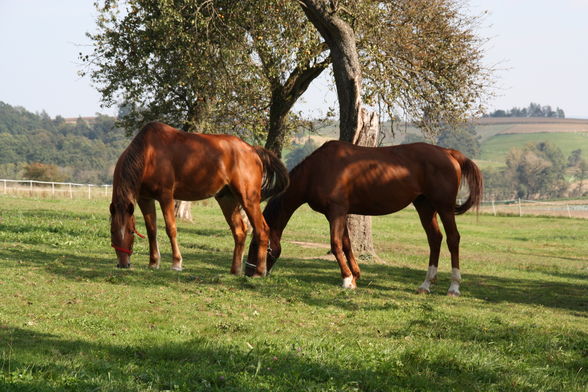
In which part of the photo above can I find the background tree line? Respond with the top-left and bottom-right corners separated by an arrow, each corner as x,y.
0,101 -> 127,183
486,102 -> 565,118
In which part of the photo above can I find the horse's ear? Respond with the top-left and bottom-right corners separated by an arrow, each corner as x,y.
109,203 -> 115,215
127,202 -> 134,215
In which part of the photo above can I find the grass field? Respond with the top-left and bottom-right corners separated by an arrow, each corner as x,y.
479,132 -> 588,166
1,196 -> 587,391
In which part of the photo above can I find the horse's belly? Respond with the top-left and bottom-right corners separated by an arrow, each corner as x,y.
348,199 -> 412,216
347,188 -> 416,216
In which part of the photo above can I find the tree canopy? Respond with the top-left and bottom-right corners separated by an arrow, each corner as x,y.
83,0 -> 493,153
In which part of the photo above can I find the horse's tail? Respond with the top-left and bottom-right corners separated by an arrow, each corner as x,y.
254,147 -> 290,201
450,149 -> 484,215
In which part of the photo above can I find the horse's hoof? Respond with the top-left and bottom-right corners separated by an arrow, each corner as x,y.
417,287 -> 430,294
148,263 -> 160,270
171,265 -> 183,271
341,276 -> 356,289
447,290 -> 460,297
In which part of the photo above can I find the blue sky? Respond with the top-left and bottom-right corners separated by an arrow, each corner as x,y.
0,0 -> 587,119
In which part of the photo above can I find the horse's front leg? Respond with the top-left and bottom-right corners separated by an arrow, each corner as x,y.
216,194 -> 247,275
240,200 -> 269,277
138,198 -> 160,269
328,213 -> 356,289
159,196 -> 183,271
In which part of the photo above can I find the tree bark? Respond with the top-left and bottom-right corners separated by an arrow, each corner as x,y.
298,0 -> 362,143
174,200 -> 193,222
299,0 -> 377,258
264,62 -> 329,157
346,109 -> 379,259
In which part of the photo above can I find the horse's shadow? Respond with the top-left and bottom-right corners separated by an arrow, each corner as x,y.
2,241 -> 586,314
289,258 -> 588,313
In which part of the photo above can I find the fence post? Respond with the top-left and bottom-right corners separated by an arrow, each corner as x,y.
29,180 -> 33,196
88,185 -> 91,200
69,183 -> 73,199
492,200 -> 496,216
52,182 -> 55,198
518,198 -> 522,217
3,179 -> 6,194
567,204 -> 571,218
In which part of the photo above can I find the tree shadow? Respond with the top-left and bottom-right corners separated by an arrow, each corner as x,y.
250,257 -> 588,313
3,324 -> 576,392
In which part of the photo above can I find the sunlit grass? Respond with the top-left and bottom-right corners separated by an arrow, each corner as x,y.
1,195 -> 587,391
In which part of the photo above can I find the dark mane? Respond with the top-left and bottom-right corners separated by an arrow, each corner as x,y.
112,124 -> 149,210
263,193 -> 284,229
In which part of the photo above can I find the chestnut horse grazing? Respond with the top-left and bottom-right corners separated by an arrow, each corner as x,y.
110,122 -> 288,274
245,141 -> 483,296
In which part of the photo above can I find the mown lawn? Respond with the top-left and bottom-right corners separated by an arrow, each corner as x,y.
0,196 -> 587,391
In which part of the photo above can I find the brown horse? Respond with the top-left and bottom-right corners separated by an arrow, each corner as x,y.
245,141 -> 483,296
110,122 -> 288,274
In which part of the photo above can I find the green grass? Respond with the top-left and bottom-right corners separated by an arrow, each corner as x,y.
480,132 -> 588,166
1,196 -> 587,391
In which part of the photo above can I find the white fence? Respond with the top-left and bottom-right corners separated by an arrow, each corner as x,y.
2,178 -> 587,218
479,199 -> 588,219
0,179 -> 112,200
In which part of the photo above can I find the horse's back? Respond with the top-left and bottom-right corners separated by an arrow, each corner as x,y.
294,140 -> 463,215
137,122 -> 261,200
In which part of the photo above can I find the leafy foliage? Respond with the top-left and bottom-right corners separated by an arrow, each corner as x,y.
83,0 -> 493,153
483,142 -> 574,200
0,101 -> 127,183
83,0 -> 325,149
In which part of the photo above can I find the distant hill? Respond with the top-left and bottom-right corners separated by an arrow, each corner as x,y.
473,118 -> 588,168
300,117 -> 588,166
0,102 -> 128,183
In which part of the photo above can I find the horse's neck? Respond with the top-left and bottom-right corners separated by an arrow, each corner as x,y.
267,191 -> 304,241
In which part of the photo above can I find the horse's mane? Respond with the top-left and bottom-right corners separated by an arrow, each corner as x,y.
262,192 -> 284,229
112,124 -> 149,210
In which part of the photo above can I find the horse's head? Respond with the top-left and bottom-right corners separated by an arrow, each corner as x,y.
244,231 -> 282,277
109,201 -> 138,268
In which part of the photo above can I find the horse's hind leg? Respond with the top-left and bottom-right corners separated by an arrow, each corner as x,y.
414,197 -> 443,294
159,196 -> 183,271
216,193 -> 247,275
438,210 -> 462,296
327,213 -> 356,289
138,198 -> 160,269
342,225 -> 361,283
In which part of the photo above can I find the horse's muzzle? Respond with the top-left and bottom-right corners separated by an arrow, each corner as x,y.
117,263 -> 132,269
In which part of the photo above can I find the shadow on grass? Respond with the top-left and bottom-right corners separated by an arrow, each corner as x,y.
1,242 -> 586,314
3,324 -> 583,392
259,258 -> 588,313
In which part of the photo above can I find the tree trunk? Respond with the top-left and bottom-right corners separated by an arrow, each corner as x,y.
264,62 -> 329,157
299,0 -> 376,258
346,109 -> 379,259
174,200 -> 193,222
298,0 -> 362,143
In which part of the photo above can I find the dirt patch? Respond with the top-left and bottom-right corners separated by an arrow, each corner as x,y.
289,241 -> 330,249
289,241 -> 334,261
